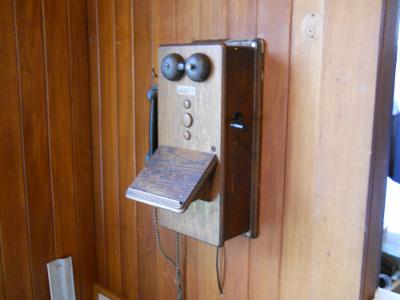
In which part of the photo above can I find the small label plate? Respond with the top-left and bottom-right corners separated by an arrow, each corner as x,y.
176,85 -> 196,96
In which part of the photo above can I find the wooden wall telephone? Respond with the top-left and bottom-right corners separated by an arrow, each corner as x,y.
126,39 -> 264,246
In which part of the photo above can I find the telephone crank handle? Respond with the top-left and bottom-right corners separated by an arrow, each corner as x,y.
146,84 -> 158,161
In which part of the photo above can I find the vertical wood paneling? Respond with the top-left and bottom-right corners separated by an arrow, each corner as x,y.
0,0 -> 96,298
0,247 -> 4,300
152,1 -> 178,299
150,1 -> 181,299
97,0 -> 123,292
0,1 -> 33,298
115,0 -> 138,298
223,1 -> 259,299
226,0 -> 257,38
68,0 -> 97,298
42,0 -> 79,262
87,0 -> 108,286
132,0 -> 157,299
185,1 -> 227,299
249,1 -> 292,299
174,3 -> 200,299
89,0 -> 391,299
13,0 -> 55,298
281,1 -> 385,299
362,1 -> 399,298
279,2 -> 323,299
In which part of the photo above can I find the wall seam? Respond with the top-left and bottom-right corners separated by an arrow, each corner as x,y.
11,0 -> 35,298
65,0 -> 82,297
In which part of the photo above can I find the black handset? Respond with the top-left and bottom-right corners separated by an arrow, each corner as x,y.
146,84 -> 158,161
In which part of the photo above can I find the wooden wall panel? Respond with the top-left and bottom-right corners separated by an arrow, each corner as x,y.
88,0 -> 141,297
152,1 -> 178,299
249,1 -> 292,299
0,0 -> 96,298
115,0 -> 138,298
89,0 -> 291,299
97,0 -> 123,292
69,0 -> 97,298
13,0 -> 55,298
88,1 -> 392,300
132,0 -> 157,298
362,0 -> 399,298
0,1 -> 34,298
281,1 -> 389,300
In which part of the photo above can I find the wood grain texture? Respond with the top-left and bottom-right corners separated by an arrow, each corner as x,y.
97,0 -> 122,292
152,2 -> 180,299
0,0 -> 96,298
89,0 -> 391,299
87,0 -> 108,286
88,0 -> 289,299
281,1 -> 387,300
0,1 -> 33,298
362,1 -> 400,298
157,44 -> 223,244
128,145 -> 217,212
249,1 -> 292,299
68,0 -> 97,298
13,0 -> 55,298
0,247 -> 4,300
93,284 -> 126,300
133,0 -> 157,298
114,0 -> 138,298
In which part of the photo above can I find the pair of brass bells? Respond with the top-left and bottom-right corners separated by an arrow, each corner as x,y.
161,53 -> 211,82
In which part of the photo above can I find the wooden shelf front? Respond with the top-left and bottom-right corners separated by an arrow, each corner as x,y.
126,145 -> 217,213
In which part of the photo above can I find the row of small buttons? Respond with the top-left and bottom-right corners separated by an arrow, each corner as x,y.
182,99 -> 192,140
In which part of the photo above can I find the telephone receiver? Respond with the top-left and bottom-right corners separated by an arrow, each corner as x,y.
145,84 -> 158,161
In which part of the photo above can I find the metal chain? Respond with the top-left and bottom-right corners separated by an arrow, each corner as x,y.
153,208 -> 183,300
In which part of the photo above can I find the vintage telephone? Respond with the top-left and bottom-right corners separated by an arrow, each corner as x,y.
126,39 -> 264,297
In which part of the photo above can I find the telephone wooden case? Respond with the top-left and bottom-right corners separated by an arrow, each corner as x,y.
126,39 -> 264,246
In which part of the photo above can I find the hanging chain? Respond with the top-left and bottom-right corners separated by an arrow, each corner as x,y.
153,208 -> 183,300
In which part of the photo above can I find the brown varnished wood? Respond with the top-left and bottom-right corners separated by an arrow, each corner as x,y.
0,246 -> 4,300
89,1 -> 392,300
97,0 -> 123,293
189,1 -> 226,299
157,43 -> 223,245
93,284 -> 127,300
362,0 -> 400,298
152,1 -> 180,299
68,0 -> 97,298
114,0 -> 138,298
249,1 -> 292,299
221,43 -> 257,300
13,0 -> 55,298
226,0 -> 257,39
128,146 -> 217,211
132,0 -> 158,298
42,1 -> 80,296
0,0 -> 34,298
173,3 -> 201,299
87,0 -> 108,286
281,1 -> 386,299
1,0 -> 96,298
